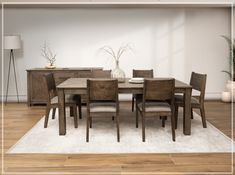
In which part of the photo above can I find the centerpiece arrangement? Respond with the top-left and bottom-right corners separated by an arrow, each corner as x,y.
41,41 -> 56,69
100,44 -> 132,82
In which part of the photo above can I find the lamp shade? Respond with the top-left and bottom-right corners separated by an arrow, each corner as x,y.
4,35 -> 21,50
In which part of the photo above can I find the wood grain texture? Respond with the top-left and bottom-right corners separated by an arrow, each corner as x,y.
57,78 -> 192,136
27,67 -> 102,106
1,101 -> 234,174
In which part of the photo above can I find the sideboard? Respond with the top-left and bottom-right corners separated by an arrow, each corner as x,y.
27,67 -> 102,106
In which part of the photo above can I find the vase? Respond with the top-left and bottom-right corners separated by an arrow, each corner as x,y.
112,60 -> 125,83
221,91 -> 231,102
45,63 -> 56,69
226,80 -> 235,101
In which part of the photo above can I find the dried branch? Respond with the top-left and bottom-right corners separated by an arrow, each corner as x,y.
41,41 -> 56,65
100,44 -> 133,62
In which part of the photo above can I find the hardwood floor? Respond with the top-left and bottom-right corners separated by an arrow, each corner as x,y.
1,101 -> 234,174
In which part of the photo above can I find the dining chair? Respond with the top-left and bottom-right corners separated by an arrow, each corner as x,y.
86,79 -> 120,142
136,78 -> 176,142
91,69 -> 111,78
132,69 -> 154,112
175,72 -> 207,129
132,69 -> 154,127
44,73 -> 78,128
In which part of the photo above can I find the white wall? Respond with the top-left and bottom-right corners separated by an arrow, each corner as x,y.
1,7 -> 231,101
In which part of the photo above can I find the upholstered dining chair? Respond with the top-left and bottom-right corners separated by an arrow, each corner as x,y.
91,69 -> 111,78
44,73 -> 78,128
175,72 -> 207,128
132,69 -> 154,113
136,78 -> 176,142
86,79 -> 120,142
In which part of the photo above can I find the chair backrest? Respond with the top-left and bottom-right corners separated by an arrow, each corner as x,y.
143,78 -> 175,102
190,72 -> 207,102
44,73 -> 57,101
91,70 -> 111,78
133,69 -> 154,78
87,79 -> 118,102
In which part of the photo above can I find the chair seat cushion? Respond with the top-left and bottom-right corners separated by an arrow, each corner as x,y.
175,95 -> 199,105
89,102 -> 116,113
51,95 -> 75,104
138,102 -> 171,112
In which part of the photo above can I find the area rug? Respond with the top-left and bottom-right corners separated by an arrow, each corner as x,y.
8,108 -> 234,153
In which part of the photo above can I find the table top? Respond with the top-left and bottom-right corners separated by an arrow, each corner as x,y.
57,78 -> 192,89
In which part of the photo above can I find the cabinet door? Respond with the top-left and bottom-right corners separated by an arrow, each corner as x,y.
30,71 -> 48,103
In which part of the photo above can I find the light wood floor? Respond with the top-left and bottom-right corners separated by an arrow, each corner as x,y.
1,101 -> 234,175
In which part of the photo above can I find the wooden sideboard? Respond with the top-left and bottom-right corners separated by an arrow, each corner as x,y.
27,67 -> 102,106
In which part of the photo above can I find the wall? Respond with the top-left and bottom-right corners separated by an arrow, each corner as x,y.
0,7 -> 231,101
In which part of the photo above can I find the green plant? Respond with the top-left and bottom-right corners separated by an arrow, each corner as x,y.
221,35 -> 235,81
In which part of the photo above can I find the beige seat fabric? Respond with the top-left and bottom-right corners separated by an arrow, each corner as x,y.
90,102 -> 116,113
138,102 -> 171,112
175,95 -> 199,105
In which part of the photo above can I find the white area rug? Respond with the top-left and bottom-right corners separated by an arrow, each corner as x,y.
8,108 -> 234,153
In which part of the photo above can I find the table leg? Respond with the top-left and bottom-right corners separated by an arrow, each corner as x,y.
58,89 -> 66,135
183,88 -> 192,135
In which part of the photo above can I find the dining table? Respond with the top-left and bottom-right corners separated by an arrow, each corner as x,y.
56,78 -> 192,136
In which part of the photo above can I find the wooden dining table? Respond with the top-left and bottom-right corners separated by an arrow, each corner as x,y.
57,78 -> 192,136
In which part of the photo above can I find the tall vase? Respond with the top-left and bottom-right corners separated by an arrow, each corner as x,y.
112,60 -> 125,83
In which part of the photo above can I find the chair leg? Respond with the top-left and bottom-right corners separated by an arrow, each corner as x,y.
175,106 -> 179,129
116,114 -> 120,142
136,102 -> 139,128
191,108 -> 194,119
78,102 -> 82,119
90,117 -> 92,128
112,116 -> 114,121
52,108 -> 56,119
200,106 -> 207,128
86,113 -> 90,142
170,114 -> 176,142
73,105 -> 78,128
161,116 -> 166,128
70,106 -> 73,117
132,96 -> 135,112
142,113 -> 145,142
44,106 -> 51,128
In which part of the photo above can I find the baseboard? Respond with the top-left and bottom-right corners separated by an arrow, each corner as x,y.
0,95 -> 27,103
0,92 -> 222,102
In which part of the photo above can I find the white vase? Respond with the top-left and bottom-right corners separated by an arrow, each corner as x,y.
112,60 -> 125,83
221,91 -> 231,102
226,80 -> 235,101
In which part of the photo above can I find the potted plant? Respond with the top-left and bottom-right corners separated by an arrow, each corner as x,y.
221,35 -> 235,101
100,44 -> 132,82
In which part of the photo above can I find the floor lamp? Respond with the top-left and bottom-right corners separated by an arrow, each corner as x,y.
4,35 -> 21,104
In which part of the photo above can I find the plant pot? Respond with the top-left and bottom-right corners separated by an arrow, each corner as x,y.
221,91 -> 231,102
226,80 -> 235,101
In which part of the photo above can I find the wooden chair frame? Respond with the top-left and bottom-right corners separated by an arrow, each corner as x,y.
175,72 -> 207,128
132,69 -> 154,127
136,78 -> 176,142
44,73 -> 78,128
86,79 -> 120,142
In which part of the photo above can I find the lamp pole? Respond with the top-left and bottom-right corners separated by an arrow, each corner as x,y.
5,49 -> 19,104
4,35 -> 21,104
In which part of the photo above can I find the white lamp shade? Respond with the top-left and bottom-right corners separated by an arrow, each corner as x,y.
4,35 -> 21,50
